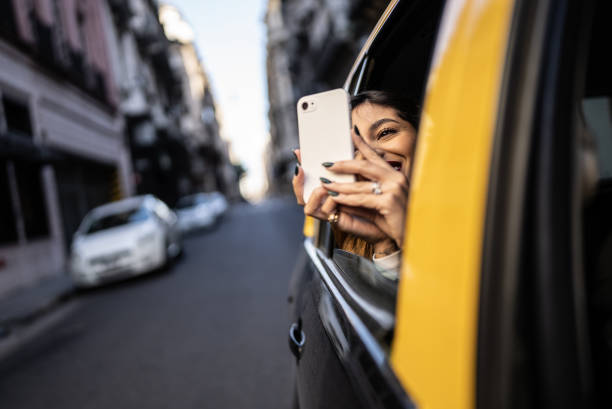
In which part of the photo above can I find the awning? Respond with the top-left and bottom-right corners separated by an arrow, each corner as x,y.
0,132 -> 62,163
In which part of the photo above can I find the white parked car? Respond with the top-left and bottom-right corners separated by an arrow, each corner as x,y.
69,195 -> 182,287
204,191 -> 228,218
175,192 -> 227,232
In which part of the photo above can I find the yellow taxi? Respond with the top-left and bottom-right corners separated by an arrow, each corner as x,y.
288,0 -> 612,408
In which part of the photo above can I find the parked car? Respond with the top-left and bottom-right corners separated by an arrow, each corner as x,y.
289,0 -> 611,408
204,191 -> 228,218
175,192 -> 228,233
70,195 -> 182,287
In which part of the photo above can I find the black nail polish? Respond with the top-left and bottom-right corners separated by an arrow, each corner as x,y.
320,177 -> 331,184
328,190 -> 338,197
294,164 -> 299,175
322,162 -> 334,168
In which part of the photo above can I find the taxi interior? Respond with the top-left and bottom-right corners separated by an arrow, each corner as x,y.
580,0 -> 612,406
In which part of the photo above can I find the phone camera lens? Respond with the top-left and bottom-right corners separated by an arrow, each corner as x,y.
301,102 -> 308,111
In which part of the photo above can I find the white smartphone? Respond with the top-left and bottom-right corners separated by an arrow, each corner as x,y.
297,88 -> 355,202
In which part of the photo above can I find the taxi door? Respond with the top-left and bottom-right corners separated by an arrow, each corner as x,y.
392,0 -> 605,408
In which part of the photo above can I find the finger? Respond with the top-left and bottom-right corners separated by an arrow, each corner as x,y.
341,205 -> 390,232
325,176 -> 409,198
351,129 -> 393,168
339,204 -> 399,245
329,192 -> 394,214
292,165 -> 305,205
339,204 -> 378,220
335,211 -> 386,241
325,159 -> 393,182
303,186 -> 329,219
322,180 -> 382,195
319,195 -> 337,215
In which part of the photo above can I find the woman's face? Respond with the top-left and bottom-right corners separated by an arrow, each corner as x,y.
351,102 -> 417,177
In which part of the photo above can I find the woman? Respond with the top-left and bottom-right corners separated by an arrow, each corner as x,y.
292,90 -> 419,275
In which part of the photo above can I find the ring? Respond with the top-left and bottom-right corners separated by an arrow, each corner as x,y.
372,181 -> 382,195
327,211 -> 339,225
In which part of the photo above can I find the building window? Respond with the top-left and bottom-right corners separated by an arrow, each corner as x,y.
1,95 -> 33,137
0,160 -> 18,245
14,162 -> 49,240
77,10 -> 88,56
51,0 -> 69,65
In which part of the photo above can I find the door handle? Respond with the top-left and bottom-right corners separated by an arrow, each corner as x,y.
288,321 -> 306,360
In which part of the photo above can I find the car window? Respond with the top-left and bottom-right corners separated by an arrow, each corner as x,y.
84,206 -> 149,235
580,1 -> 612,406
176,196 -> 197,209
583,97 -> 612,179
197,194 -> 212,204
325,0 -> 445,351
332,249 -> 397,345
153,199 -> 172,221
346,57 -> 368,95
360,0 -> 445,101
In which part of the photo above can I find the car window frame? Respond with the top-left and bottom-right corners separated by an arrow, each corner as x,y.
320,0 -> 446,346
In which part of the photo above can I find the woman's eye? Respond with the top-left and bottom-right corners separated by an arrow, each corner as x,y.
377,128 -> 397,140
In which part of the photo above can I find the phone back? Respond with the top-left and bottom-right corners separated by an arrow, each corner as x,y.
297,89 -> 354,202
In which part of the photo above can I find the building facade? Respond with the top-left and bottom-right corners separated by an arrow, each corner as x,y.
264,0 -> 388,195
0,0 -> 133,298
106,0 -> 238,206
106,0 -> 189,207
159,4 -> 240,201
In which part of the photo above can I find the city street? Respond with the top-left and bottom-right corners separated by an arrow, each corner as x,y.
0,199 -> 303,409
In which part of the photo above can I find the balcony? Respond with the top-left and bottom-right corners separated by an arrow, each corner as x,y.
131,13 -> 160,48
64,47 -> 110,107
31,14 -> 56,67
0,6 -> 114,109
0,131 -> 58,163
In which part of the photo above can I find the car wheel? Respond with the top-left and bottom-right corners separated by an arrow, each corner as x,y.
167,238 -> 181,259
159,237 -> 169,268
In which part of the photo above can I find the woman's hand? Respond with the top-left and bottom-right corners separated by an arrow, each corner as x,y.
321,130 -> 410,248
291,148 -> 388,244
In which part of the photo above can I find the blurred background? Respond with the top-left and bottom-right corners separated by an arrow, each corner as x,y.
0,0 -> 387,407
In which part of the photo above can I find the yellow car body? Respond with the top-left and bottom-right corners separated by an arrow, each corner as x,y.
392,1 -> 514,408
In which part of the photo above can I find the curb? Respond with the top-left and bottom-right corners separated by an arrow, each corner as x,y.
0,278 -> 76,336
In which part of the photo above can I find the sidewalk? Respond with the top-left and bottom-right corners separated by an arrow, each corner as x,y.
0,274 -> 76,336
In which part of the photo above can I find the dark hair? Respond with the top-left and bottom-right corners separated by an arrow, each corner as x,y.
351,90 -> 421,130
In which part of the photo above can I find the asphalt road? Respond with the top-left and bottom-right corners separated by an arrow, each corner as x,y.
0,198 -> 304,409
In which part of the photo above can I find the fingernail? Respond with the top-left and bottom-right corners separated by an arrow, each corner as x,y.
328,190 -> 338,197
294,164 -> 299,175
320,177 -> 332,184
293,151 -> 300,164
322,162 -> 334,168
